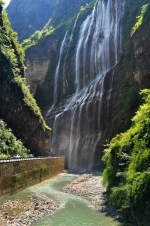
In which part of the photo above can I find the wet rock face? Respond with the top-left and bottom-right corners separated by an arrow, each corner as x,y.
24,0 -> 93,109
47,70 -> 114,170
132,24 -> 150,60
132,23 -> 150,85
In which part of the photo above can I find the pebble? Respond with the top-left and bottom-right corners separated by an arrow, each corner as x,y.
0,193 -> 60,226
62,172 -> 124,221
0,172 -> 124,225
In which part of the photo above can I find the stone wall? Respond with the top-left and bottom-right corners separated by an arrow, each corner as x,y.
0,157 -> 65,199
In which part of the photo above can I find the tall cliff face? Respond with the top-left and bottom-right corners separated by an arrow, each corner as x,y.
7,0 -> 57,42
108,0 -> 150,138
0,4 -> 51,156
51,0 -> 92,26
25,0 -> 94,103
132,20 -> 150,85
8,0 -> 150,170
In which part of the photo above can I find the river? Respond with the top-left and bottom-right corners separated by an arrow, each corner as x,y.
1,173 -> 124,226
31,173 -> 123,226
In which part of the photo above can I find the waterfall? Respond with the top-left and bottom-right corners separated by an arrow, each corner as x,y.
75,0 -> 126,93
48,0 -> 126,171
62,18 -> 78,95
47,18 -> 78,116
54,31 -> 68,105
75,15 -> 92,93
46,32 -> 68,115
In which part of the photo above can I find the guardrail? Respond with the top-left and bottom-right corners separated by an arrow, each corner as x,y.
0,156 -> 65,163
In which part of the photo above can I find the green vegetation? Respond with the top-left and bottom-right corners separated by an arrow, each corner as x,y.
21,0 -> 98,51
0,8 -> 50,131
22,20 -> 55,51
77,0 -> 98,19
131,4 -> 150,36
102,89 -> 150,224
41,164 -> 48,172
14,76 -> 50,130
0,119 -> 29,158
1,10 -> 25,71
122,0 -> 149,57
0,0 -> 4,5
21,15 -> 75,51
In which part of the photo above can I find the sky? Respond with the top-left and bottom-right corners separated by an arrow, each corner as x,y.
3,0 -> 11,7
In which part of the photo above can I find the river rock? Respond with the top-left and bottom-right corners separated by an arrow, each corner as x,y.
0,193 -> 60,226
62,172 -> 124,222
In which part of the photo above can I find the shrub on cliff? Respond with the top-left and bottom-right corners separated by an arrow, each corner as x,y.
0,119 -> 29,158
0,5 -> 50,131
102,89 -> 150,224
131,3 -> 150,36
21,0 -> 98,51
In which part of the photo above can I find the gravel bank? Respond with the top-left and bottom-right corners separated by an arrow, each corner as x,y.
62,172 -> 124,222
0,172 -> 124,225
0,193 -> 59,226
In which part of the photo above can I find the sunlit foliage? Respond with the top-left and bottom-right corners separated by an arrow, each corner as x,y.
131,4 -> 150,36
22,0 -> 98,51
0,119 -> 29,158
0,7 -> 50,131
102,89 -> 150,222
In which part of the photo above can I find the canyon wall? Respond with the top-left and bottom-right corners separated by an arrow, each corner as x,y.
25,0 -> 127,170
0,3 -> 51,157
7,0 -> 150,170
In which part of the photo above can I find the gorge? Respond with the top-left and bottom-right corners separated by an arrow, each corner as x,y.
6,0 -> 150,171
1,0 -> 150,224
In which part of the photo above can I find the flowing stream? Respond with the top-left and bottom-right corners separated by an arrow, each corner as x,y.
32,174 -> 124,226
1,174 -> 124,226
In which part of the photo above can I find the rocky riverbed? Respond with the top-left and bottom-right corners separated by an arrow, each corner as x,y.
0,172 -> 124,226
62,172 -> 124,222
0,193 -> 59,226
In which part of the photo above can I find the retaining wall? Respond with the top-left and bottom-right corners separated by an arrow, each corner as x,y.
0,157 -> 65,199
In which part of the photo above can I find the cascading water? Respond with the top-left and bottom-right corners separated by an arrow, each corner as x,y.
46,32 -> 68,115
47,0 -> 126,171
54,31 -> 68,105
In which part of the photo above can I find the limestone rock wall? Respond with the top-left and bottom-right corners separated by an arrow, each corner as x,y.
25,35 -> 59,99
132,23 -> 150,85
0,76 -> 51,157
25,59 -> 50,94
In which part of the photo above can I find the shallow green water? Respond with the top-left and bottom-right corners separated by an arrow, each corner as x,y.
1,174 -> 124,226
31,174 -> 123,226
